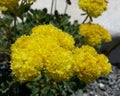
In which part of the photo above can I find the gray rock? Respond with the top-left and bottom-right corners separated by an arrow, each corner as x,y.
83,93 -> 89,96
108,79 -> 116,86
103,92 -> 109,96
89,91 -> 98,96
98,83 -> 106,91
71,90 -> 83,96
115,90 -> 120,96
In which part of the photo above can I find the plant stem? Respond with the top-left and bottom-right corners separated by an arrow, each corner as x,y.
13,15 -> 17,43
82,15 -> 89,24
54,0 -> 57,11
50,0 -> 54,14
5,21 -> 12,47
64,2 -> 68,14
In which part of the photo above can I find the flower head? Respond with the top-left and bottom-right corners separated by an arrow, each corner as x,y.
73,45 -> 111,83
78,0 -> 107,17
79,23 -> 111,46
32,24 -> 75,50
11,35 -> 44,82
97,54 -> 112,76
0,0 -> 18,11
11,24 -> 75,82
45,48 -> 75,82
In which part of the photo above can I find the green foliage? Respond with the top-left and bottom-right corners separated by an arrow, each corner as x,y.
0,15 -> 14,50
26,72 -> 86,96
16,8 -> 81,36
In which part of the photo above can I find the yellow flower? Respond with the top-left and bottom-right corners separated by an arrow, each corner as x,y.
97,54 -> 112,76
11,24 -> 75,82
11,35 -> 44,82
32,24 -> 75,50
0,6 -> 7,11
78,0 -> 107,17
79,23 -> 111,46
31,24 -> 75,81
11,24 -> 111,83
74,45 -> 101,83
0,0 -> 36,11
73,45 -> 111,83
0,0 -> 18,11
45,48 -> 75,82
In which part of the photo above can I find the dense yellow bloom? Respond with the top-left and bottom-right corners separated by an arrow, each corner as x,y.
73,45 -> 111,83
45,48 -> 75,82
11,24 -> 75,82
11,35 -> 44,82
74,45 -> 101,83
31,24 -> 75,81
11,24 -> 111,83
0,0 -> 18,11
79,23 -> 111,46
97,54 -> 112,76
32,24 -> 75,50
78,0 -> 107,17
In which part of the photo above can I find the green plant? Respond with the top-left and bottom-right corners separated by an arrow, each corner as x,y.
0,0 -> 112,96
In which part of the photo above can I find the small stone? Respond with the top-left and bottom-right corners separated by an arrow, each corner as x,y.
83,93 -> 89,96
115,90 -> 120,96
103,92 -> 109,96
71,90 -> 83,96
117,79 -> 120,83
108,74 -> 116,80
75,90 -> 83,96
89,91 -> 97,96
98,83 -> 106,91
100,80 -> 108,85
108,79 -> 116,86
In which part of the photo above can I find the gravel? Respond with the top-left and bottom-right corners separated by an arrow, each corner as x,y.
72,65 -> 120,96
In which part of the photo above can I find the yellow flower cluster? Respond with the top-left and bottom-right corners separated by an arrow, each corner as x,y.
31,25 -> 75,50
45,48 -> 75,82
11,24 -> 75,82
97,54 -> 112,76
0,6 -> 7,11
11,24 -> 111,83
73,45 -> 112,83
0,0 -> 18,11
11,35 -> 44,82
0,0 -> 36,11
78,0 -> 107,17
79,23 -> 111,46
